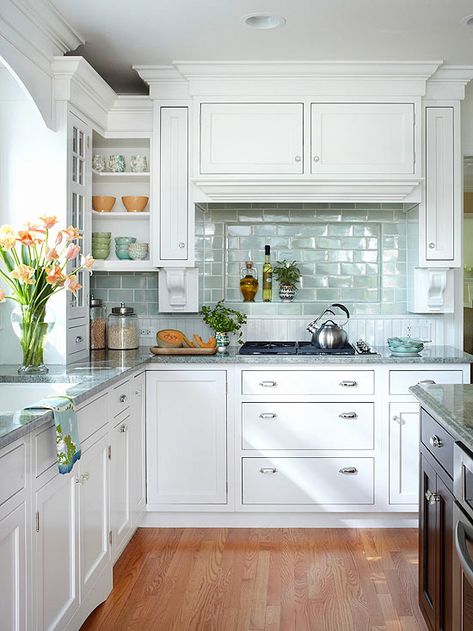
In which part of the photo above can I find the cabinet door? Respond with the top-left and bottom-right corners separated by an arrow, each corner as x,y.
436,475 -> 454,631
0,501 -> 27,631
425,107 -> 454,262
130,375 -> 146,527
389,402 -> 420,504
159,107 -> 189,261
110,415 -> 132,561
311,103 -> 415,174
34,471 -> 79,631
78,434 -> 110,600
200,103 -> 304,174
419,450 -> 437,631
147,370 -> 227,505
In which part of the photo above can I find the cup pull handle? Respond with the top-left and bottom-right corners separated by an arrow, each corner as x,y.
260,467 -> 277,474
259,413 -> 277,419
339,412 -> 358,420
339,467 -> 358,475
339,380 -> 358,387
259,381 -> 277,388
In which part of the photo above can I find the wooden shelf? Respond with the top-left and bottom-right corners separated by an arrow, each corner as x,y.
92,169 -> 150,179
91,211 -> 150,219
93,260 -> 156,272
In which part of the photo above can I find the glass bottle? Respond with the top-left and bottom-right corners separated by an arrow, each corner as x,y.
240,261 -> 258,302
262,245 -> 273,302
90,296 -> 107,350
107,303 -> 139,350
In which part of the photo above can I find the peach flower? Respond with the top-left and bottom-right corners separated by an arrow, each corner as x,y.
25,221 -> 46,234
0,288 -> 5,302
62,226 -> 82,241
45,265 -> 65,286
55,231 -> 63,246
39,215 -> 58,229
65,243 -> 81,261
0,225 -> 17,250
11,264 -> 35,284
45,247 -> 59,262
81,254 -> 94,271
64,275 -> 82,295
17,230 -> 43,247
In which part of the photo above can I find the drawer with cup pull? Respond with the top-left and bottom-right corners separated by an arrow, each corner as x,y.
241,370 -> 374,395
421,408 -> 455,477
242,457 -> 374,505
0,441 -> 26,506
66,324 -> 88,356
241,402 -> 374,450
110,379 -> 131,418
389,370 -> 463,395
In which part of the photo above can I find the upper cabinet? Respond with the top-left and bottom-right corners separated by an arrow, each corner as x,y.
310,103 -> 415,175
200,103 -> 304,175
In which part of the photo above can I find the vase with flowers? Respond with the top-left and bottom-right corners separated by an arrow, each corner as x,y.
0,216 -> 94,374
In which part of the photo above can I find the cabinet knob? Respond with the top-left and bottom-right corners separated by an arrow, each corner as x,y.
429,435 -> 443,449
259,467 -> 277,474
119,424 -> 127,433
428,242 -> 436,249
75,336 -> 83,344
313,155 -> 320,162
75,473 -> 89,485
259,381 -> 277,388
339,412 -> 358,420
339,380 -> 358,388
294,156 -> 301,162
178,242 -> 185,249
425,490 -> 440,504
339,467 -> 358,475
259,412 -> 277,419
392,415 -> 400,422
119,394 -> 127,403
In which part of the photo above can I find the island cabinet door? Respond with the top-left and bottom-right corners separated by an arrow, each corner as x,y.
146,370 -> 227,505
419,450 -> 438,631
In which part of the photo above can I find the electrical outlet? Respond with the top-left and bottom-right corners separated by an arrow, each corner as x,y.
139,328 -> 151,336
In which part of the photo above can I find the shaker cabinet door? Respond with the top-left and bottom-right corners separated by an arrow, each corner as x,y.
110,414 -> 132,562
200,103 -> 304,175
389,402 -> 420,504
311,103 -> 415,175
0,501 -> 28,631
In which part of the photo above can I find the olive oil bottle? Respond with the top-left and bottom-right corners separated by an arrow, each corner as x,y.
262,245 -> 273,302
240,261 -> 258,302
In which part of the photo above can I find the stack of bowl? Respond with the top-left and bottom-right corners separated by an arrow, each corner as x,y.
115,236 -> 136,260
92,232 -> 111,259
387,337 -> 425,356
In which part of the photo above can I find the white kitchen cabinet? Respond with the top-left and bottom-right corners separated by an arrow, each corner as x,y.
110,412 -> 132,562
33,469 -> 79,631
0,501 -> 27,631
146,370 -> 227,505
159,106 -> 189,262
389,402 -> 420,505
200,103 -> 304,175
425,106 -> 455,262
77,432 -> 110,601
310,103 -> 415,175
130,374 -> 146,527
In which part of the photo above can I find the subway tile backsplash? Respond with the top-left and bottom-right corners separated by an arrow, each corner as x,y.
90,272 -> 159,315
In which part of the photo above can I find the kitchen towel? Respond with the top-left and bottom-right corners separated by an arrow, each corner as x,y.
27,395 -> 81,474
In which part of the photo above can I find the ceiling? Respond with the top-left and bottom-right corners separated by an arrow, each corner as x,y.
52,0 -> 473,93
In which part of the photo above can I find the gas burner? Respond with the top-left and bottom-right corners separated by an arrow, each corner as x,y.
239,341 -> 297,355
238,339 -> 379,356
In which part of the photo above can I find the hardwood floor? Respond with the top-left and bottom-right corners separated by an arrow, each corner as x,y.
81,528 -> 428,631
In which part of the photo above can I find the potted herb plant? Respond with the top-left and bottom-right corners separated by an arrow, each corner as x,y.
200,300 -> 247,352
273,260 -> 301,302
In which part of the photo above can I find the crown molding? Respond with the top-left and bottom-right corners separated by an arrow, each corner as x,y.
425,64 -> 473,100
108,95 -> 153,132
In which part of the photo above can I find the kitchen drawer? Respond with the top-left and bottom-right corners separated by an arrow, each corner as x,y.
78,392 -> 108,443
242,370 -> 374,395
33,423 -> 56,478
110,379 -> 131,418
67,323 -> 88,356
0,442 -> 26,506
389,370 -> 463,395
242,402 -> 374,450
242,457 -> 374,505
421,409 -> 455,477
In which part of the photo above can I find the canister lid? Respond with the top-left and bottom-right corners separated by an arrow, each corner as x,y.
111,302 -> 134,315
90,295 -> 103,307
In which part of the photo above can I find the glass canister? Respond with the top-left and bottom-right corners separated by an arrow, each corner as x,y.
107,303 -> 139,350
90,296 -> 107,350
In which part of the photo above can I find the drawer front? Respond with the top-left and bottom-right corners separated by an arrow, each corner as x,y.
242,370 -> 374,395
110,379 -> 131,418
67,323 -> 88,356
242,457 -> 374,505
421,409 -> 455,477
78,392 -> 108,443
242,402 -> 374,450
389,370 -> 463,395
34,423 -> 56,478
0,442 -> 26,506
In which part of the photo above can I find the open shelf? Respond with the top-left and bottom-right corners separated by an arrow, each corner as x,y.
92,169 -> 150,180
93,260 -> 156,272
92,211 -> 150,219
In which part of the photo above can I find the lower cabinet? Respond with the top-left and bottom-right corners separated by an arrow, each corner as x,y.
33,470 -> 79,631
110,412 -> 132,562
389,402 -> 420,504
130,373 -> 146,527
146,370 -> 227,505
0,500 -> 28,631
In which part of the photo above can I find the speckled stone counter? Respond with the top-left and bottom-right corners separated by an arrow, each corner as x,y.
410,384 -> 473,451
1,345 -> 472,450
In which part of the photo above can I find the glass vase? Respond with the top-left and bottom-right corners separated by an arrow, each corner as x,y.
215,331 -> 230,354
11,304 -> 56,374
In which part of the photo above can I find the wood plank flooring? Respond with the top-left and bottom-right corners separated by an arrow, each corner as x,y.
81,528 -> 428,631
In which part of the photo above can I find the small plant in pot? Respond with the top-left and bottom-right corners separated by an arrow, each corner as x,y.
273,260 -> 301,302
200,300 -> 247,353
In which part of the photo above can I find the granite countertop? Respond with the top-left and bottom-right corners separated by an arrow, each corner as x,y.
410,384 -> 473,451
1,345 -> 472,450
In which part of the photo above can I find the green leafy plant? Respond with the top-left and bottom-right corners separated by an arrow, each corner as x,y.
200,300 -> 247,344
273,260 -> 301,287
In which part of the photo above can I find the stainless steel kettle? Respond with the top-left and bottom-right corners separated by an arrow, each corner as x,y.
307,303 -> 350,348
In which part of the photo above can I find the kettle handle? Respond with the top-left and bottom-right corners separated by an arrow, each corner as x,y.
331,303 -> 350,319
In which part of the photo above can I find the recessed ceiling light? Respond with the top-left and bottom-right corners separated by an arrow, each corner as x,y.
462,14 -> 473,27
241,14 -> 286,30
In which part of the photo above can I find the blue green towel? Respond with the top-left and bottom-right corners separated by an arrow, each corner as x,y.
28,395 -> 81,474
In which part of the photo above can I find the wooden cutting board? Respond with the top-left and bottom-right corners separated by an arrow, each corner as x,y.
150,346 -> 217,356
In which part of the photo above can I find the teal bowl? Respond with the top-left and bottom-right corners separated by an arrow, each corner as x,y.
115,250 -> 131,260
